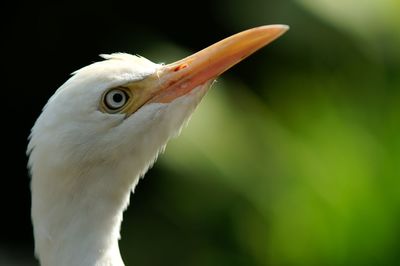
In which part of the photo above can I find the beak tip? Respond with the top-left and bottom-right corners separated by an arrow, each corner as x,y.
250,24 -> 289,43
263,24 -> 290,35
280,24 -> 290,32
279,24 -> 290,30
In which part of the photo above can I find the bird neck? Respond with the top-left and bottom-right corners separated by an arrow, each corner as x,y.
31,162 -> 138,266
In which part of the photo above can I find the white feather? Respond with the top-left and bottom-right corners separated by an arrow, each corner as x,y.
28,54 -> 212,266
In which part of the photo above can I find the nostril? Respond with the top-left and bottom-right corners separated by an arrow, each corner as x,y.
173,63 -> 188,72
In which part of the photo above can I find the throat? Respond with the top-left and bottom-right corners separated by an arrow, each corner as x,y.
31,166 -> 137,266
46,212 -> 125,266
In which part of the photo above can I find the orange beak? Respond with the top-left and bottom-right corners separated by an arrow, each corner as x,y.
118,25 -> 289,116
150,24 -> 289,103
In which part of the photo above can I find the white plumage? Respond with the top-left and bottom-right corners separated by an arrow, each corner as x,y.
27,25 -> 288,266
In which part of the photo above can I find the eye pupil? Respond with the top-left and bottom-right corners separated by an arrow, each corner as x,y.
112,93 -> 123,103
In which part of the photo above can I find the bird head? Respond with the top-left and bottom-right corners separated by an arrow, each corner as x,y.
28,25 -> 288,190
27,25 -> 288,266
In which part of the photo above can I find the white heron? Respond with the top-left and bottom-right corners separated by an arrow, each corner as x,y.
27,25 -> 288,266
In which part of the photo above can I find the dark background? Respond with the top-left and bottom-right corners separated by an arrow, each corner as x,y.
3,0 -> 400,265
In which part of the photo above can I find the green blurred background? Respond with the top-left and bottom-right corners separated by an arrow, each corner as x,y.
3,0 -> 400,265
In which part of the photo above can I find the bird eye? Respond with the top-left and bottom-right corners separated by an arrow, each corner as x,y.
103,88 -> 130,112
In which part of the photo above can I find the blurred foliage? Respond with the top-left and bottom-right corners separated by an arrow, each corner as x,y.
119,1 -> 400,266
